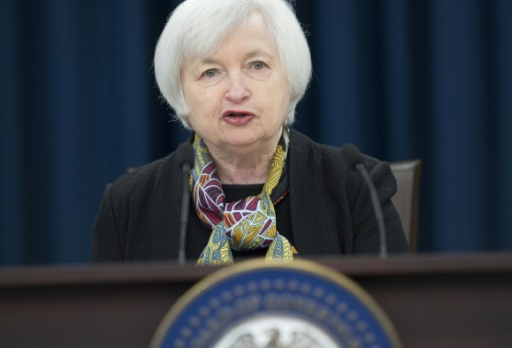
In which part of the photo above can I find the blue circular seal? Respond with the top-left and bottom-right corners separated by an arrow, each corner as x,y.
151,260 -> 402,348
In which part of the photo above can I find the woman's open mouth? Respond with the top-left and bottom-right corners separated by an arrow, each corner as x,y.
222,111 -> 255,125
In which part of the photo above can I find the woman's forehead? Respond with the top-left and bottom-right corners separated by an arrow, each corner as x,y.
182,13 -> 274,59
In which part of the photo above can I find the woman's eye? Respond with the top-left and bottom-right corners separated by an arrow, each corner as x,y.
202,69 -> 218,78
250,61 -> 267,70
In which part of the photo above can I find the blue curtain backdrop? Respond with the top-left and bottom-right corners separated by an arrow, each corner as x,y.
1,0 -> 511,265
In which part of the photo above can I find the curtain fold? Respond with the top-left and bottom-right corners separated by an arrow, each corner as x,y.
1,0 -> 511,265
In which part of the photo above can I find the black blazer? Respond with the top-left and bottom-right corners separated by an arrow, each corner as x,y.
93,130 -> 409,261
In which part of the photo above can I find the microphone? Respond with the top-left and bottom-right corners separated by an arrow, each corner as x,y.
341,144 -> 387,258
176,143 -> 195,264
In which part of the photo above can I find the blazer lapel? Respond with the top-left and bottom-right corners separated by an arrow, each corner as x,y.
148,152 -> 183,261
288,130 -> 341,256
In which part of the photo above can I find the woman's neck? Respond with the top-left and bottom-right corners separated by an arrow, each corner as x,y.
199,126 -> 284,185
210,150 -> 274,184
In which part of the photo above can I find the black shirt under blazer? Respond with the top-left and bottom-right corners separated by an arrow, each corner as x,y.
93,129 -> 409,262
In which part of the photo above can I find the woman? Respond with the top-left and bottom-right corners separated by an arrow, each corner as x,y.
93,0 -> 409,265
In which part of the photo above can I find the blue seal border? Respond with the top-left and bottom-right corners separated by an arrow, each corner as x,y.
151,259 -> 402,348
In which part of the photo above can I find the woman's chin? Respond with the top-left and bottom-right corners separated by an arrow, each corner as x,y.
204,126 -> 281,154
217,134 -> 269,153
222,137 -> 260,149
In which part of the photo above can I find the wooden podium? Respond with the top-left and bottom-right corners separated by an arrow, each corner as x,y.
1,253 -> 511,347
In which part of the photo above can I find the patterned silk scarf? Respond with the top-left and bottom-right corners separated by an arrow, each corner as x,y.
191,128 -> 293,266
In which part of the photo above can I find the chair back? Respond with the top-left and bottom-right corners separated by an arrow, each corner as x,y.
389,159 -> 422,251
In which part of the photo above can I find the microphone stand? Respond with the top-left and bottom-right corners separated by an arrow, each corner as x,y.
178,162 -> 191,265
355,163 -> 387,258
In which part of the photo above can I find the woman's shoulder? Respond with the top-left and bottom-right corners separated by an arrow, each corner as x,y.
108,152 -> 179,200
289,129 -> 383,172
288,129 -> 395,198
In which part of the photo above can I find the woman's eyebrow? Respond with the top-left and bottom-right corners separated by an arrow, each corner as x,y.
199,49 -> 273,65
244,49 -> 273,60
200,57 -> 221,65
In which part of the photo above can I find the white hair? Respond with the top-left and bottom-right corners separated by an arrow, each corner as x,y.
154,0 -> 312,129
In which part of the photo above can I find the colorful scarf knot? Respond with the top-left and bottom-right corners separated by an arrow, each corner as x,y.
191,128 -> 293,266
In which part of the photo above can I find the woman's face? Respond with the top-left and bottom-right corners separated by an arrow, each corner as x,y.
181,14 -> 290,157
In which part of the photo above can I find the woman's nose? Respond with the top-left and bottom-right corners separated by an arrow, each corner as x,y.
225,74 -> 250,103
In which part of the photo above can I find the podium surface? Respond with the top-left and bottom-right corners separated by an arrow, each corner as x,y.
1,253 -> 511,347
